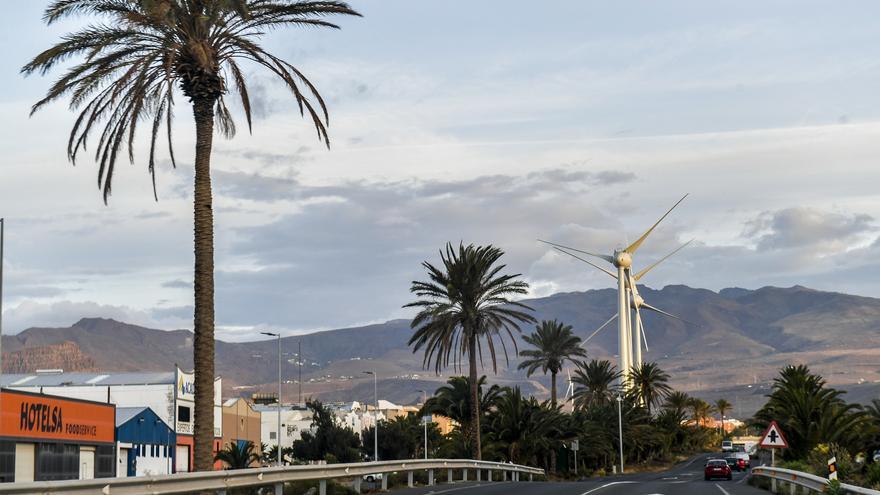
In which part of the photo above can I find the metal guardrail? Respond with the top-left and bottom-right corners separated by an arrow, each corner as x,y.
751,466 -> 880,495
0,458 -> 544,495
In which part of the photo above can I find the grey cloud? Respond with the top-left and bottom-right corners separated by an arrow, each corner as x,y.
151,305 -> 194,320
161,279 -> 191,289
744,207 -> 875,251
212,168 -> 633,329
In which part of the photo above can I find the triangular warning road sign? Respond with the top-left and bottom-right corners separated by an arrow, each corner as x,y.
759,420 -> 789,448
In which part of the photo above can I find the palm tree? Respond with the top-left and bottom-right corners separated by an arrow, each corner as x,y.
628,362 -> 672,414
753,365 -> 866,458
24,0 -> 361,471
406,243 -> 535,459
421,375 -> 502,451
663,391 -> 691,419
215,441 -> 261,469
518,319 -> 587,407
715,399 -> 732,434
571,359 -> 621,411
688,398 -> 713,427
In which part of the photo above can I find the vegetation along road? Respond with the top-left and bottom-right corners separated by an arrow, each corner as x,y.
394,455 -> 765,495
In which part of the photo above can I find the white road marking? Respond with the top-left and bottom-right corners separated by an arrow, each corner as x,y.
579,481 -> 639,495
715,482 -> 732,495
424,482 -> 510,494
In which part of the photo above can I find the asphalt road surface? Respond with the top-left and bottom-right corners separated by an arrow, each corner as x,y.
392,454 -> 768,495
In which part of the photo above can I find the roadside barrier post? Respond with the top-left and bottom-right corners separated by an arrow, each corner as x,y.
477,469 -> 482,482
463,469 -> 468,481
319,479 -> 327,495
407,471 -> 414,487
353,477 -> 361,492
274,482 -> 283,494
428,469 -> 434,486
448,469 -> 452,482
381,474 -> 388,491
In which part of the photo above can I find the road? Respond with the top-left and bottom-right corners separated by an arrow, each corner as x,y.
391,454 -> 767,495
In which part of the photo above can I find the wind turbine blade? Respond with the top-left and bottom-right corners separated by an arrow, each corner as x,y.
583,314 -> 618,345
641,303 -> 697,326
538,239 -> 615,263
636,307 -> 649,352
624,194 -> 689,254
634,239 -> 694,281
552,247 -> 618,279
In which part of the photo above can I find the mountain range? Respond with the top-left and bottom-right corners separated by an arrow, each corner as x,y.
3,285 -> 880,415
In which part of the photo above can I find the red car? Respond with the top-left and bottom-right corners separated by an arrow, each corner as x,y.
705,459 -> 733,481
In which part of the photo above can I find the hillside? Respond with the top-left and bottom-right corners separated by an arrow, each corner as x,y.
3,285 -> 880,412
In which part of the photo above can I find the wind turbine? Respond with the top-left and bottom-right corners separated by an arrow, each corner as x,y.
539,194 -> 690,389
563,367 -> 576,413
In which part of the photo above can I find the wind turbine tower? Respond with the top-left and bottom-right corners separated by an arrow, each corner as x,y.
540,194 -> 690,389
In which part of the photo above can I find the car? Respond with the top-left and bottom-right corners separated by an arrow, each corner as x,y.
734,452 -> 750,469
705,459 -> 733,481
363,473 -> 384,482
721,440 -> 733,452
722,454 -> 746,472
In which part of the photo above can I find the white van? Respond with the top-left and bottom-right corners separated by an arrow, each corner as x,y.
721,440 -> 733,452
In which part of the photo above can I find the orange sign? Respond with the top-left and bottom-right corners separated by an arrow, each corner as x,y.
0,389 -> 115,444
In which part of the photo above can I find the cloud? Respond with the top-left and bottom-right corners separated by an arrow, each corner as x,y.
744,207 -> 875,252
161,279 -> 191,289
3,300 -> 189,335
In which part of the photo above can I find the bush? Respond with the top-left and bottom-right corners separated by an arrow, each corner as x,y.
825,479 -> 844,495
866,462 -> 880,489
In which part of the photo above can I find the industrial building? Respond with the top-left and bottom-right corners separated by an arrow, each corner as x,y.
220,398 -> 261,462
0,367 -> 222,472
115,407 -> 175,476
0,388 -> 116,482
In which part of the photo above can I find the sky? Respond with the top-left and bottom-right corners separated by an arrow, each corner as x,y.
2,1 -> 880,341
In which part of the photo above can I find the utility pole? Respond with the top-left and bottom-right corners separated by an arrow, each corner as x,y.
418,389 -> 428,459
362,371 -> 378,462
261,331 -> 282,467
616,394 -> 624,474
298,341 -> 302,404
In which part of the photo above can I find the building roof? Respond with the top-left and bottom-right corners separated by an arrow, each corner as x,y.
116,407 -> 149,426
0,372 -> 176,387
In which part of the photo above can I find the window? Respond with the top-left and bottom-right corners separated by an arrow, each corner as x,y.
269,432 -> 276,440
177,405 -> 191,423
35,444 -> 79,481
0,441 -> 14,483
95,445 -> 115,479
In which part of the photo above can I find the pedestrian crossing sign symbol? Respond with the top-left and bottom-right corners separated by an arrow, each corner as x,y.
759,421 -> 789,448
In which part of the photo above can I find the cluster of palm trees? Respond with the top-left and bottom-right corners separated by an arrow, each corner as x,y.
754,365 -> 880,463
419,370 -> 723,473
406,242 -> 730,472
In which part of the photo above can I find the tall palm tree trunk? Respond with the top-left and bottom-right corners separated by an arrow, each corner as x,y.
468,336 -> 481,460
192,97 -> 216,472
550,371 -> 557,408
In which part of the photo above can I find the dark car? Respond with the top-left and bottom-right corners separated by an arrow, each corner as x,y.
723,454 -> 746,472
705,459 -> 733,481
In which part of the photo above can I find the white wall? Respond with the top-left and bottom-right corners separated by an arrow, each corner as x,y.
259,409 -> 312,450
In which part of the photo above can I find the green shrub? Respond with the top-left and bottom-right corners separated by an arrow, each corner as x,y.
825,479 -> 844,495
866,462 -> 880,488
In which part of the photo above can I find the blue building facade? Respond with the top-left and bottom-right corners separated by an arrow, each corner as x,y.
115,407 -> 175,476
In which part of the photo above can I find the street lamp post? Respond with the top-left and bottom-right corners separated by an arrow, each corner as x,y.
261,331 -> 282,467
417,390 -> 428,460
616,394 -> 624,474
362,371 -> 378,462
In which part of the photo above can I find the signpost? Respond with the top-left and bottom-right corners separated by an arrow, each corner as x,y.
571,439 -> 579,475
828,456 -> 838,481
759,420 -> 788,491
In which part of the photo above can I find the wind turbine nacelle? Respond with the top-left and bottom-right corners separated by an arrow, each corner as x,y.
631,294 -> 644,308
613,250 -> 632,268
